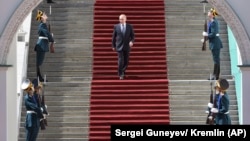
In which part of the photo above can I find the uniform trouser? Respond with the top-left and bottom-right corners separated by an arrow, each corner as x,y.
211,49 -> 220,79
117,49 -> 130,76
215,114 -> 231,125
25,119 -> 40,141
36,51 -> 46,80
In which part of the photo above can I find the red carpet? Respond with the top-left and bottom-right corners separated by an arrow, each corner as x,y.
90,0 -> 169,140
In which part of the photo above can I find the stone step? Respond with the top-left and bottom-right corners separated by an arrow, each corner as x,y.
170,99 -> 237,105
21,116 -> 89,123
170,121 -> 239,125
168,75 -> 233,80
19,133 -> 88,140
170,110 -> 238,116
22,105 -> 90,112
28,60 -> 92,65
168,69 -> 231,76
170,115 -> 239,122
170,104 -> 237,111
167,60 -> 231,68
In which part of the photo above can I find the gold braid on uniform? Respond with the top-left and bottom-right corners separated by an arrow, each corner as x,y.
24,82 -> 33,92
36,10 -> 44,21
210,8 -> 219,16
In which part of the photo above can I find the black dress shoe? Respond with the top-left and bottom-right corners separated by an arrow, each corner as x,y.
119,76 -> 124,80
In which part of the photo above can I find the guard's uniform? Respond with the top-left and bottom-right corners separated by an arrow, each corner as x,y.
210,78 -> 232,125
24,94 -> 43,141
21,79 -> 44,141
215,92 -> 231,125
35,10 -> 54,81
203,8 -> 223,80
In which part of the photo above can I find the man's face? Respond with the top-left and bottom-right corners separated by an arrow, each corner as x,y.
207,11 -> 213,18
41,13 -> 48,21
27,87 -> 34,95
119,15 -> 126,24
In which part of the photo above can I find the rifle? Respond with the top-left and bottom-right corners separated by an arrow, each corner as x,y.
206,75 -> 217,125
40,75 -> 49,130
206,81 -> 214,124
202,18 -> 208,51
201,0 -> 208,51
48,5 -> 55,53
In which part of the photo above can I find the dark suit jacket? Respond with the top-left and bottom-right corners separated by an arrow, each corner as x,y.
35,22 -> 54,52
112,23 -> 135,52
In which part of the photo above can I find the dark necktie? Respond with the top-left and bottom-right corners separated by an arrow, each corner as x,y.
122,24 -> 125,34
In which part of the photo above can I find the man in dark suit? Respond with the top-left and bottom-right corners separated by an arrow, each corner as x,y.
112,14 -> 135,80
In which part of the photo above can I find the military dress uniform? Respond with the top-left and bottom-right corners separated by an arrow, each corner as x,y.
203,8 -> 223,80
35,10 -> 54,82
210,78 -> 232,125
21,79 -> 44,141
32,78 -> 49,130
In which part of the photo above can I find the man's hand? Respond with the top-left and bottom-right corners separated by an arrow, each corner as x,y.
129,41 -> 133,47
112,48 -> 116,51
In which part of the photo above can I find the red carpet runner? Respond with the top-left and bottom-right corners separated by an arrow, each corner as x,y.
90,0 -> 169,140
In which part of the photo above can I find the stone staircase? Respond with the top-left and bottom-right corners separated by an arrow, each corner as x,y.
165,0 -> 239,124
18,0 -> 94,140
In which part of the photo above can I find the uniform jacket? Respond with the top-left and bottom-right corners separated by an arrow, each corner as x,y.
24,94 -> 44,128
112,23 -> 135,52
215,92 -> 231,125
35,22 -> 54,52
208,18 -> 223,50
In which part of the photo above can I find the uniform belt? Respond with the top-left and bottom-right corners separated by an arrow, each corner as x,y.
39,36 -> 48,40
216,34 -> 219,36
224,111 -> 229,114
27,111 -> 37,114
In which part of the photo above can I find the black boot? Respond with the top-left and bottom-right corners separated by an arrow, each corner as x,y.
37,66 -> 47,82
207,64 -> 217,80
215,64 -> 220,80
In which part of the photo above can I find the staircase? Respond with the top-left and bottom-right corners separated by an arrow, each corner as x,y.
90,0 -> 169,140
18,0 -> 94,140
18,0 -> 240,140
165,0 -> 239,124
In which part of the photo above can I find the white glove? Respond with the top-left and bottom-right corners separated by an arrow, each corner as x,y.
211,108 -> 218,113
208,103 -> 213,108
41,107 -> 43,112
202,31 -> 208,36
201,39 -> 204,43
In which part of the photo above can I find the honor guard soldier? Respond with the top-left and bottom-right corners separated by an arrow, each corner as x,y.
32,78 -> 49,130
202,8 -> 223,80
35,10 -> 54,82
21,79 -> 44,141
210,78 -> 232,125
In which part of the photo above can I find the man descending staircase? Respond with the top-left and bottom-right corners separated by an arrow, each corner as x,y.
90,0 -> 169,140
18,0 -> 94,140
